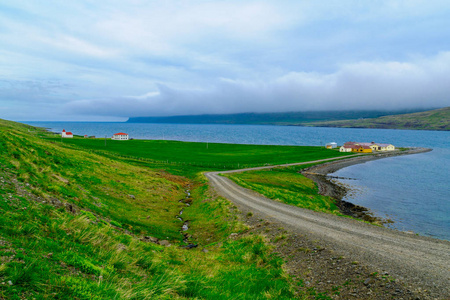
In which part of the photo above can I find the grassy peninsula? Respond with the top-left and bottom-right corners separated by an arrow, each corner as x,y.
0,119 -> 353,299
305,107 -> 450,131
223,165 -> 342,215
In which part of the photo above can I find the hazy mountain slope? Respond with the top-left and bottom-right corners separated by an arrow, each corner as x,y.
127,109 -> 425,125
305,107 -> 450,131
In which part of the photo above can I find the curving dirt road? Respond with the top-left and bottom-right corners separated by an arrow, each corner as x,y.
205,155 -> 450,297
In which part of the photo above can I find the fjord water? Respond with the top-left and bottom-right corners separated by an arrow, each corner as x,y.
26,122 -> 450,240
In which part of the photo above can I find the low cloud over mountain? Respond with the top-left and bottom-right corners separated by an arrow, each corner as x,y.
67,52 -> 450,117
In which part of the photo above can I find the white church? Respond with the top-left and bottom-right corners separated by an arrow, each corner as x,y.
61,129 -> 73,138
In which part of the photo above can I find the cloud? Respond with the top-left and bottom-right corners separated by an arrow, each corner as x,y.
65,52 -> 450,117
0,79 -> 73,103
2,1 -> 450,121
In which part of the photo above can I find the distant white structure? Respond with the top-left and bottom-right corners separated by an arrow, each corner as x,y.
373,143 -> 396,151
112,132 -> 129,140
339,146 -> 353,152
325,142 -> 338,149
61,129 -> 73,138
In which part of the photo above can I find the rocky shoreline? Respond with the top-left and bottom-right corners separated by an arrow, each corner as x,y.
301,148 -> 432,224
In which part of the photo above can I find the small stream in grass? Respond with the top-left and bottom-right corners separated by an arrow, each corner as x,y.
178,185 -> 196,247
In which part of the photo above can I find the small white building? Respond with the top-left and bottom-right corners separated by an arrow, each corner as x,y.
376,143 -> 395,151
61,129 -> 73,138
325,142 -> 338,149
112,132 -> 129,140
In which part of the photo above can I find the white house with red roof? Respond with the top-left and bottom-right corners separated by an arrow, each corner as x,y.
112,132 -> 129,140
61,129 -> 73,138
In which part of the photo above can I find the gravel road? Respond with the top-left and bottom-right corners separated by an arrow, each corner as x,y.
205,155 -> 450,298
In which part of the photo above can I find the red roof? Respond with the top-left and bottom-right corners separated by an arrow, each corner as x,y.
113,132 -> 128,135
66,132 -> 73,135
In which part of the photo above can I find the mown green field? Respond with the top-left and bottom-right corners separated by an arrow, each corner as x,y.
0,119 -> 352,299
47,136 -> 350,171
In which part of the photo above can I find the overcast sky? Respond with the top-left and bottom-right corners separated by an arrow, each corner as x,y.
1,1 -> 450,121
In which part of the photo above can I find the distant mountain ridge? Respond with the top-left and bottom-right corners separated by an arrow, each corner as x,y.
127,109 -> 426,125
306,107 -> 450,131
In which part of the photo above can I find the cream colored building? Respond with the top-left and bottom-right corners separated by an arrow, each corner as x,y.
339,146 -> 352,152
376,143 -> 395,151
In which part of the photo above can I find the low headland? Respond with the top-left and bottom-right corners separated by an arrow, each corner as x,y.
305,107 -> 450,131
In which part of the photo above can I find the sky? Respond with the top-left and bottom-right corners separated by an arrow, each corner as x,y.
1,1 -> 450,121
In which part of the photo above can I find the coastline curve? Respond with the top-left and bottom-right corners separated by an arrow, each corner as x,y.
205,147 -> 449,298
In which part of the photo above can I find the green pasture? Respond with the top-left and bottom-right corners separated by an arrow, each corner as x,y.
47,136 -> 351,169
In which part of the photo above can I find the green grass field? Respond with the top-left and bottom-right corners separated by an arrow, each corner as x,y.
0,119 -> 353,299
47,136 -> 351,170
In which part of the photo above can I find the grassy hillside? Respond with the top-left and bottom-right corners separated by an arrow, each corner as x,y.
0,119 -> 353,299
0,120 -> 298,299
305,107 -> 450,131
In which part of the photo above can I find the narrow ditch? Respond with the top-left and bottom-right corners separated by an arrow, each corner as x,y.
177,185 -> 197,249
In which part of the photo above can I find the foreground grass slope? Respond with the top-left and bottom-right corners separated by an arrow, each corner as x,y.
0,119 -> 298,299
305,107 -> 450,131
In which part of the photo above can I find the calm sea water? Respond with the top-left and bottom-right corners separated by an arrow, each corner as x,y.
25,122 -> 450,240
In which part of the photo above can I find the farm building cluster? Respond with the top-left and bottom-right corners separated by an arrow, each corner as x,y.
338,141 -> 395,153
61,129 -> 129,140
